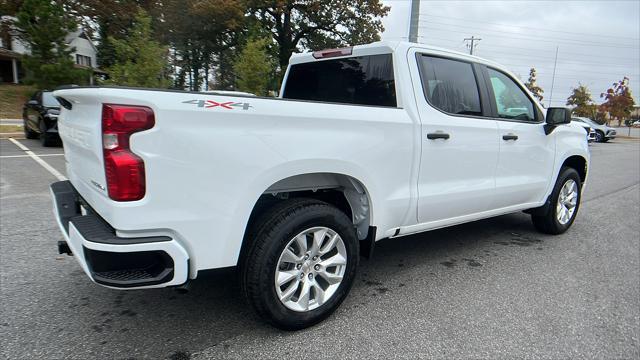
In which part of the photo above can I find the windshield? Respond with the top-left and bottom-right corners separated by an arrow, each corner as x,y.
42,92 -> 59,107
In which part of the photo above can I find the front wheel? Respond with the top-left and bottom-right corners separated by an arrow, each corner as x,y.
595,131 -> 604,143
241,198 -> 359,330
531,167 -> 582,234
23,119 -> 38,139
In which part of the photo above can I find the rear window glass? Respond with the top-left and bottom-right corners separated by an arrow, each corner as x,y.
283,54 -> 397,107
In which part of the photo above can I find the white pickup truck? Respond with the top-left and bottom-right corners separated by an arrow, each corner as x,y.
51,41 -> 589,330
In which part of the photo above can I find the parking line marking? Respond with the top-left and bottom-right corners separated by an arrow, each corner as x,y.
0,154 -> 65,158
7,138 -> 67,181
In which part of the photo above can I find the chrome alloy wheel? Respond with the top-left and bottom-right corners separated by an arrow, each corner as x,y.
274,227 -> 347,312
556,179 -> 578,225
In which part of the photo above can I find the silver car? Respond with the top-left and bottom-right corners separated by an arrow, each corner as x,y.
571,119 -> 597,142
572,117 -> 616,142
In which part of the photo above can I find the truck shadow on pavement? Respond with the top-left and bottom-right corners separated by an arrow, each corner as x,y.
64,212 -> 545,359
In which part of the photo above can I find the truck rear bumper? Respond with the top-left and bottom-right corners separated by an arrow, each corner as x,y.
50,180 -> 189,289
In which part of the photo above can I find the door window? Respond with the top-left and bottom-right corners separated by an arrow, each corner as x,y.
418,55 -> 482,116
487,68 -> 536,122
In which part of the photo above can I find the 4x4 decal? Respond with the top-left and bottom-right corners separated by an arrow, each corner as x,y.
182,99 -> 252,110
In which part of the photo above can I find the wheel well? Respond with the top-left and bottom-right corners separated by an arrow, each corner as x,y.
562,155 -> 587,183
246,173 -> 371,239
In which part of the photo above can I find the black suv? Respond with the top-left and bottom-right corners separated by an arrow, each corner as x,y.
23,91 -> 61,146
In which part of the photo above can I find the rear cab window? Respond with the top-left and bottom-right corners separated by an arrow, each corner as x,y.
282,54 -> 397,107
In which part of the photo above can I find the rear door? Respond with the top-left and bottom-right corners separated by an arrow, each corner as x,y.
410,51 -> 500,223
481,66 -> 555,208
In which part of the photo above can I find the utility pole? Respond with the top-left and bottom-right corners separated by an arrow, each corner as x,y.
548,46 -> 559,108
463,36 -> 482,55
408,0 -> 420,42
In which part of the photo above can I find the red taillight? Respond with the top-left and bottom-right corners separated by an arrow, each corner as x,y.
102,104 -> 155,201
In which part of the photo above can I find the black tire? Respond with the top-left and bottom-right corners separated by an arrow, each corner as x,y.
39,120 -> 58,147
602,138 -> 609,143
241,198 -> 359,330
40,132 -> 57,147
23,119 -> 38,139
595,130 -> 604,143
531,167 -> 582,235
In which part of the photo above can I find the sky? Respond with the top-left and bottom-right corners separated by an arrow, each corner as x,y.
381,0 -> 640,107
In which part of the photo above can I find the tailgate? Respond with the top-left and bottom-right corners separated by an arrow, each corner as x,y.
54,89 -> 108,201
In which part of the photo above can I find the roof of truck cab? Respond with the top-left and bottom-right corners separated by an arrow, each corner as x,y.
288,40 -> 506,69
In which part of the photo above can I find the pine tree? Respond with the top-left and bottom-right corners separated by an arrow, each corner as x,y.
233,38 -> 273,96
104,10 -> 170,88
524,68 -> 544,102
16,0 -> 88,89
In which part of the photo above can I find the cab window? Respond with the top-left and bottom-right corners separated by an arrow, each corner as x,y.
487,68 -> 536,122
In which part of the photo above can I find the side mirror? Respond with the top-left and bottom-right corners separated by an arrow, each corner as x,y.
27,100 -> 38,106
544,107 -> 571,135
545,107 -> 571,125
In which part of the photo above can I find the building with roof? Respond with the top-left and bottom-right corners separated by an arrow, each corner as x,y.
0,16 -> 102,85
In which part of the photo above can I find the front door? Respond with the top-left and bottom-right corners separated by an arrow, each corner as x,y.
483,67 -> 555,209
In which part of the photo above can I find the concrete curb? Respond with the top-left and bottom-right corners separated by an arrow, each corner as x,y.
0,133 -> 25,139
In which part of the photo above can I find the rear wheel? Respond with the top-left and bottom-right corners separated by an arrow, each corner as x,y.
531,167 -> 581,234
241,198 -> 358,330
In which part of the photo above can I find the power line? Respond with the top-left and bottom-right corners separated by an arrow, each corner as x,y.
420,19 -> 640,47
417,35 -> 639,61
415,37 -> 640,75
418,24 -> 640,49
482,51 -> 640,69
476,43 -> 640,61
419,13 -> 640,41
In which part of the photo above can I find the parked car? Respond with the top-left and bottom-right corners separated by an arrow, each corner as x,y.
22,90 -> 61,146
631,120 -> 640,128
571,118 -> 596,142
571,117 -> 616,142
50,41 -> 589,330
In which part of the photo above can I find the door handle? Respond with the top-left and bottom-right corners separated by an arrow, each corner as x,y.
502,133 -> 518,141
427,132 -> 450,140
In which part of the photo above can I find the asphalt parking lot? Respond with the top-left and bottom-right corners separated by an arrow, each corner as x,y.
1,138 -> 639,359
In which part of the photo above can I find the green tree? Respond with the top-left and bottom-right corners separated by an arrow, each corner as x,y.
233,38 -> 273,95
104,10 -> 170,88
161,0 -> 246,90
524,68 -> 544,102
248,0 -> 390,71
600,77 -> 635,126
15,0 -> 88,89
566,84 -> 597,119
60,0 -> 150,69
